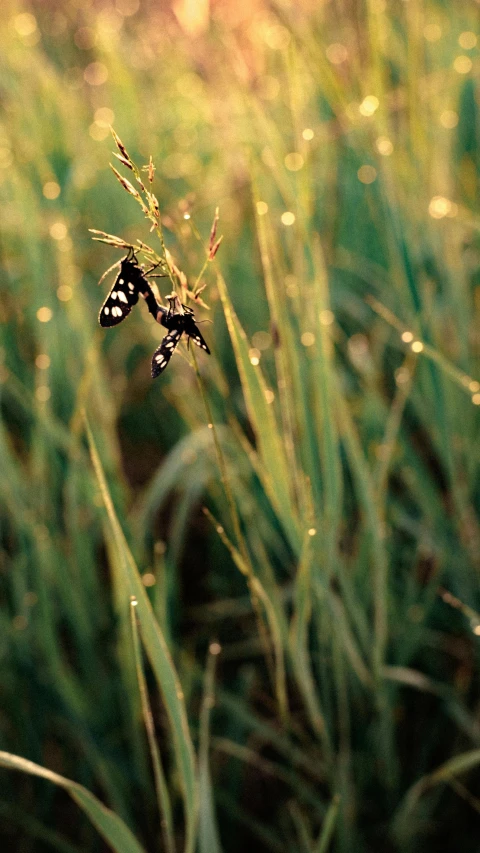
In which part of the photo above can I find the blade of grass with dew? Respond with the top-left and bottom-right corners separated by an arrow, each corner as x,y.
204,507 -> 288,721
290,534 -> 331,745
309,235 -> 343,573
216,272 -> 300,552
130,600 -> 175,853
100,527 -> 150,796
333,388 -> 388,680
253,184 -> 313,523
0,751 -> 146,853
85,415 -> 198,853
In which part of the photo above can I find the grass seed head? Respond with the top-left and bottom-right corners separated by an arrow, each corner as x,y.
209,206 -> 219,248
208,235 -> 223,260
147,156 -> 156,183
112,151 -> 134,171
208,207 -> 223,259
88,228 -> 133,248
186,288 -> 209,309
111,128 -> 132,165
110,164 -> 142,200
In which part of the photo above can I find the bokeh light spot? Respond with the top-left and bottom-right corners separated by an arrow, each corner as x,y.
252,331 -> 272,350
376,136 -> 393,155
326,43 -> 348,64
36,386 -> 51,402
74,27 -> 96,49
256,201 -> 268,215
57,285 -> 73,302
50,222 -> 68,240
94,107 -> 115,127
43,181 -> 61,199
429,196 -> 452,218
36,354 -> 50,369
89,122 -> 110,141
395,366 -> 411,385
357,165 -> 377,184
281,211 -> 295,225
84,62 -> 109,85
301,332 -> 315,347
14,13 -> 37,36
458,32 -> 477,50
423,23 -> 442,42
319,309 -> 334,326
453,56 -> 472,74
359,95 -> 379,116
285,152 -> 304,171
37,307 -> 53,323
440,110 -> 458,129
264,24 -> 291,50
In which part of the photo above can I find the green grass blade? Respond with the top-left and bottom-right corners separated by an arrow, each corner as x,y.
85,415 -> 198,853
0,751 -> 146,853
315,795 -> 340,853
216,272 -> 301,552
130,600 -> 176,853
204,508 -> 288,720
394,749 -> 480,843
198,645 -> 223,853
290,536 -> 331,746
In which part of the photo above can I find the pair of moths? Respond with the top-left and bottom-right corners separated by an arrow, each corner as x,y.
98,253 -> 210,377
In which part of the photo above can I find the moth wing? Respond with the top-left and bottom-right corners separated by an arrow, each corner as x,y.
187,323 -> 210,354
98,259 -> 141,327
151,328 -> 183,378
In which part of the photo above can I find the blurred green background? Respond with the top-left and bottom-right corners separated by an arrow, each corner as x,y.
1,0 -> 480,851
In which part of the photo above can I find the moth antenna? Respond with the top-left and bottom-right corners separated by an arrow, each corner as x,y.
98,260 -> 121,286
145,261 -> 166,275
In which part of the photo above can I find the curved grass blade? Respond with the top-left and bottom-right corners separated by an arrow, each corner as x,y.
130,600 -> 175,853
204,507 -> 288,721
394,749 -> 480,843
216,272 -> 300,553
315,795 -> 340,853
0,751 -> 146,853
85,415 -> 198,853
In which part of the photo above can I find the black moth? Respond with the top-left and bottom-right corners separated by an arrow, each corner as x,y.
99,251 -> 165,328
98,253 -> 210,378
151,295 -> 210,379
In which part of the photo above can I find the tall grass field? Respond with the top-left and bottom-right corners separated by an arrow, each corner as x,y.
1,1 -> 479,851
